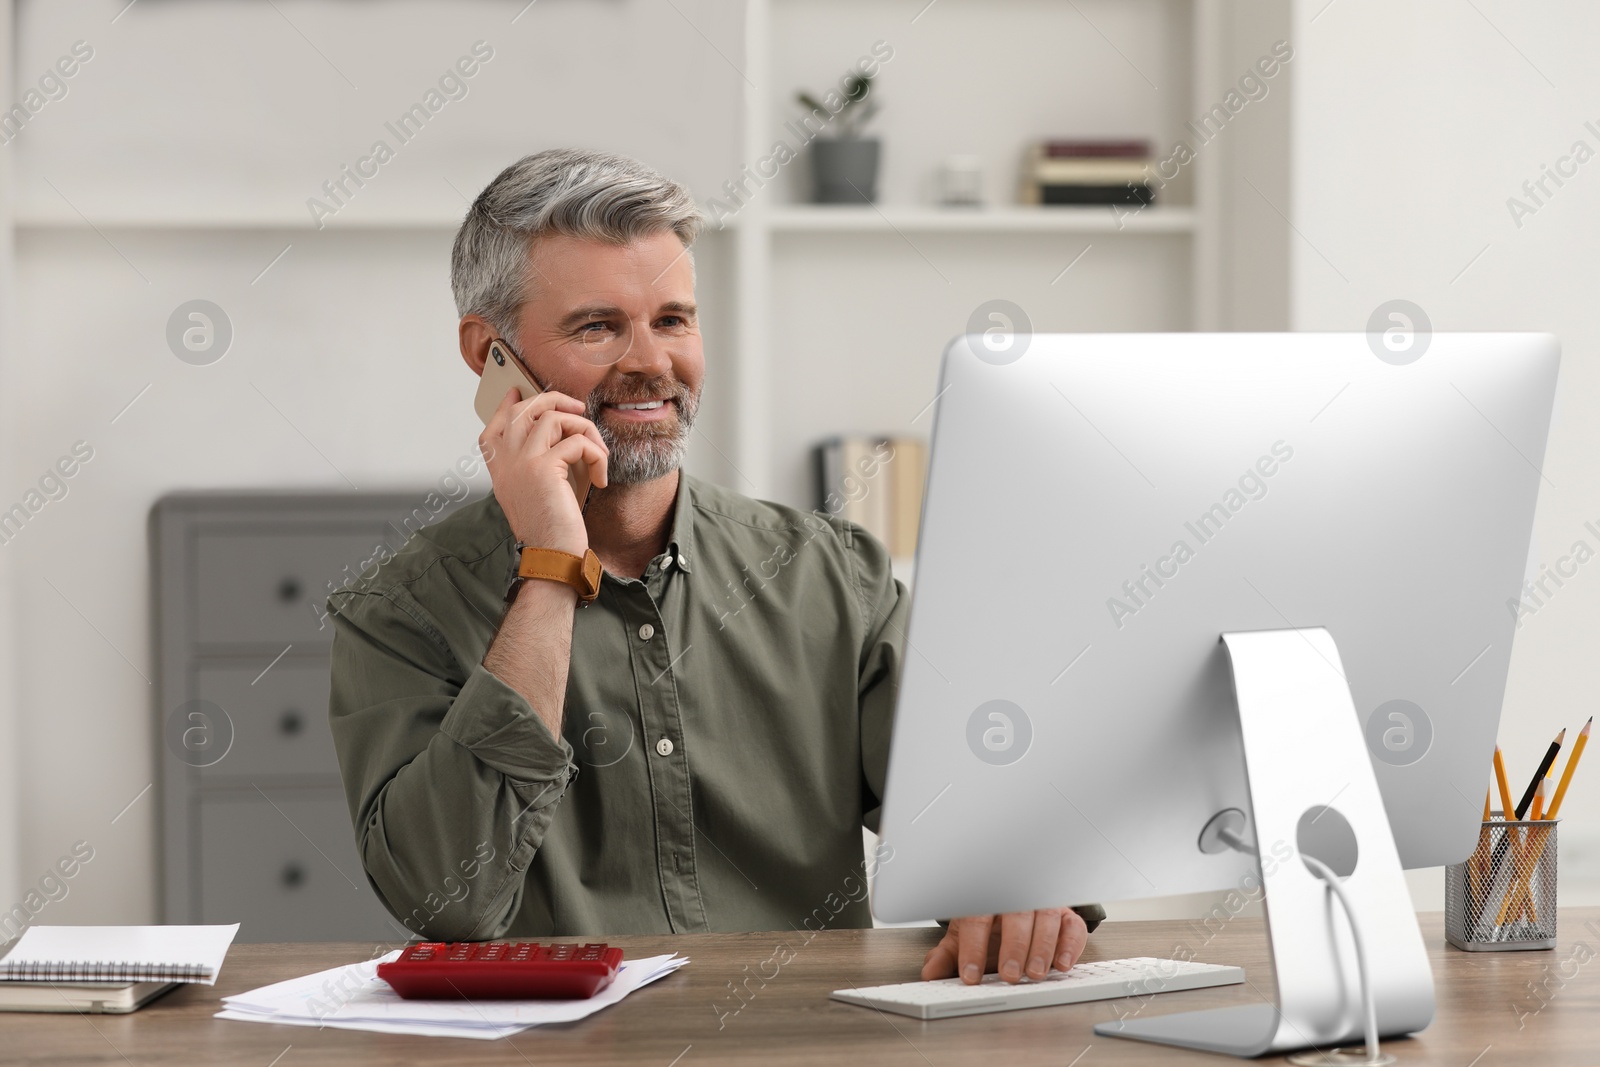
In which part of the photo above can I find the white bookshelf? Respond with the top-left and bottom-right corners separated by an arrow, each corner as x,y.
760,205 -> 1200,234
7,0 -> 1237,516
730,0 -> 1225,507
12,202 -> 1199,236
7,0 -> 1239,519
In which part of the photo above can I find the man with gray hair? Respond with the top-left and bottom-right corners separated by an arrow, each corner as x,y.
328,148 -> 1100,987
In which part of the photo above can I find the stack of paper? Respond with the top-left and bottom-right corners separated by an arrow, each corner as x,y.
217,951 -> 689,1039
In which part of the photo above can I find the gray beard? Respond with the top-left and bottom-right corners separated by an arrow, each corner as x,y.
588,389 -> 699,486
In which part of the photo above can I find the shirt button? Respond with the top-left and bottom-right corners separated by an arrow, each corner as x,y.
638,623 -> 655,641
655,737 -> 674,757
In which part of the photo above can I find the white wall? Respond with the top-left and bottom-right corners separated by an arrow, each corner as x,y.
3,0 -> 744,926
1216,0 -> 1291,332
0,0 -> 20,922
13,0 -> 745,224
1290,0 -> 1600,906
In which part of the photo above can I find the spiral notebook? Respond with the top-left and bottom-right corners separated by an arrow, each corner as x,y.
0,925 -> 239,985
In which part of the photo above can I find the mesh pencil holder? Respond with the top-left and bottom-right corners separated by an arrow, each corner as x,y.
1446,818 -> 1557,951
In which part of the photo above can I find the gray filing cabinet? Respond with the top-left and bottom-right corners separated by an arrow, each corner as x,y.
153,492 -> 474,942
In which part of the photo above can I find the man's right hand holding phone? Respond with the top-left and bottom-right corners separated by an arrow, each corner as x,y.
479,386 -> 609,556
479,386 -> 609,739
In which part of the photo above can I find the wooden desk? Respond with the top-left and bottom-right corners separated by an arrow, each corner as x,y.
12,909 -> 1600,1065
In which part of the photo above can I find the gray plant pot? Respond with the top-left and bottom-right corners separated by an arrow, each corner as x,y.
810,138 -> 881,204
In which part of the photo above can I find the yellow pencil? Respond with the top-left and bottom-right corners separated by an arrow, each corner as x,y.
1507,779 -> 1552,923
1510,777 -> 1548,927
1493,746 -> 1516,820
1470,787 -> 1493,903
1506,719 -> 1591,924
1547,716 -> 1591,820
1482,749 -> 1519,929
1497,778 -> 1540,927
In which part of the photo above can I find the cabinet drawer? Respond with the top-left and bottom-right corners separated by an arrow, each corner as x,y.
198,791 -> 401,943
193,528 -> 389,645
194,661 -> 340,781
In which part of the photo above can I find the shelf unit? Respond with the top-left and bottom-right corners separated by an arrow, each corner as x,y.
730,0 -> 1223,504
7,0 -> 1230,518
11,204 -> 1198,236
759,205 -> 1199,233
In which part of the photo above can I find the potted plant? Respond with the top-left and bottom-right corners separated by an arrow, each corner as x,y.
797,71 -> 881,204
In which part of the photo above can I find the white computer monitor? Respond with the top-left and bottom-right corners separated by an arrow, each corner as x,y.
872,332 -> 1558,925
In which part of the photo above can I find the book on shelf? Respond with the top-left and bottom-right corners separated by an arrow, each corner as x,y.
1039,184 -> 1155,206
813,436 -> 927,559
1020,139 -> 1155,207
1032,158 -> 1152,184
1038,139 -> 1151,158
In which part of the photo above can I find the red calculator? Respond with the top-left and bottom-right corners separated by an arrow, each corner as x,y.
376,942 -> 624,1000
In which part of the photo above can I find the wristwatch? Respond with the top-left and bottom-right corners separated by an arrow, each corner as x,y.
508,544 -> 602,604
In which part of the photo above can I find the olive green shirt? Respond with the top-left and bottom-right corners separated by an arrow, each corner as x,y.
327,473 -> 909,939
328,473 -> 1104,940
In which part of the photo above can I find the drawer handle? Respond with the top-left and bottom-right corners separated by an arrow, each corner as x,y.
279,710 -> 304,736
281,863 -> 305,889
277,577 -> 302,603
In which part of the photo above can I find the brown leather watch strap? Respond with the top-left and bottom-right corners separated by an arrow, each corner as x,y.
511,546 -> 602,603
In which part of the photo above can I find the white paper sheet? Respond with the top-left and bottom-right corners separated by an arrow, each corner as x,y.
214,1009 -> 528,1040
217,952 -> 689,1039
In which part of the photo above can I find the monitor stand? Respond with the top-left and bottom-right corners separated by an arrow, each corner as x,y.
1094,628 -> 1435,1062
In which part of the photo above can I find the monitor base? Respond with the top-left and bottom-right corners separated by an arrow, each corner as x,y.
1094,628 -> 1435,1059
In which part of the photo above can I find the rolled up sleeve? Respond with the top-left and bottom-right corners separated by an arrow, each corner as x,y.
328,584 -> 576,940
441,664 -> 578,784
844,521 -> 909,836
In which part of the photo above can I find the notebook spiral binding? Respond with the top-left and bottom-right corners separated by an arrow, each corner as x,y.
0,960 -> 211,982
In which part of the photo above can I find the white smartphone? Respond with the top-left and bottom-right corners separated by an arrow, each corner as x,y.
474,339 -> 593,509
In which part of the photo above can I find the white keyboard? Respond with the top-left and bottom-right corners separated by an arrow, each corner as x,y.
831,957 -> 1245,1020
